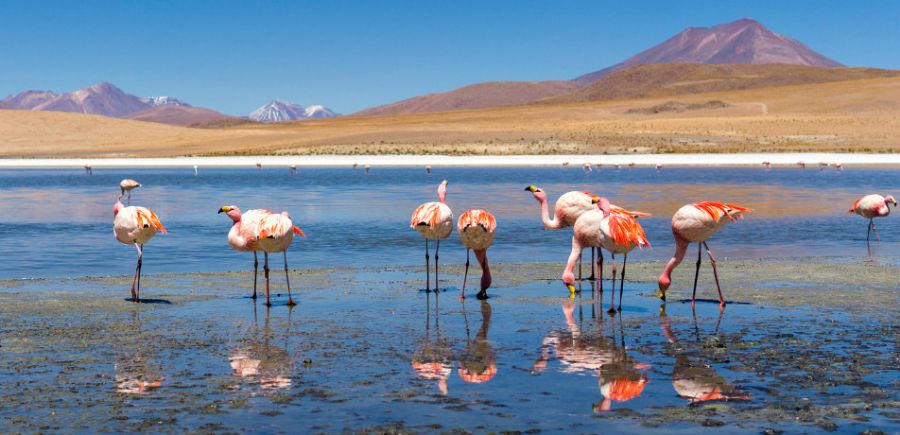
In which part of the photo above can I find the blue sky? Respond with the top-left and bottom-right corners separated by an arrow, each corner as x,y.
1,0 -> 898,115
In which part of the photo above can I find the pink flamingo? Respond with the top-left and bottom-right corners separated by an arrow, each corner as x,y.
411,180 -> 453,292
563,198 -> 649,301
657,202 -> 752,309
119,179 -> 141,205
256,211 -> 305,306
113,194 -> 167,302
457,209 -> 496,300
525,186 -> 601,280
218,205 -> 272,299
849,194 -> 896,243
597,202 -> 651,313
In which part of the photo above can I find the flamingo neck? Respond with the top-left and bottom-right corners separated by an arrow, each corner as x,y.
474,249 -> 491,291
538,195 -> 561,229
438,188 -> 447,203
113,196 -> 124,216
658,237 -> 689,290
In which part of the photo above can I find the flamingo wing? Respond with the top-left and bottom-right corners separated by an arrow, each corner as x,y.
135,207 -> 167,234
692,201 -> 752,222
457,209 -> 497,232
608,214 -> 650,248
411,202 -> 443,228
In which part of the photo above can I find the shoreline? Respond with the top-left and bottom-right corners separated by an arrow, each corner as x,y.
0,152 -> 899,168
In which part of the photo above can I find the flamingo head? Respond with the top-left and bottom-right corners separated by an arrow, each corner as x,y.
592,196 -> 612,217
525,185 -> 547,203
113,194 -> 124,216
562,272 -> 577,297
886,195 -> 897,207
218,205 -> 242,221
657,275 -> 670,300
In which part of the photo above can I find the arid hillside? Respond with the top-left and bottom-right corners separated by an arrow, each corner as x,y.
1,75 -> 899,157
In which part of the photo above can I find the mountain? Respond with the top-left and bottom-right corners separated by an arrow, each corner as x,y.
249,100 -> 306,122
356,81 -> 583,116
573,18 -> 842,84
249,100 -> 337,122
1,90 -> 59,110
142,96 -> 191,107
550,64 -> 900,104
304,105 -> 337,119
127,105 -> 233,126
31,82 -> 150,117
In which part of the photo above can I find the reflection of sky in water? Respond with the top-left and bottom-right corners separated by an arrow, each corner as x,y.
0,167 -> 896,278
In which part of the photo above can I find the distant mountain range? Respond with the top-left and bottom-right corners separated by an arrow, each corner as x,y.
248,100 -> 337,122
358,18 -> 853,116
1,83 -> 337,126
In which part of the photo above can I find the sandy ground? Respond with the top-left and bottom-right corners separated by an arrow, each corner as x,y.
2,76 -> 900,157
0,153 -> 898,168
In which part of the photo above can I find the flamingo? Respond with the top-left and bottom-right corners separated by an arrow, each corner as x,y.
113,194 -> 167,302
526,186 -> 650,283
256,211 -> 305,306
849,194 -> 896,243
289,165 -> 297,175
410,180 -> 453,292
457,209 -> 496,300
119,179 -> 141,205
218,205 -> 273,299
597,200 -> 651,313
657,202 -> 752,309
797,161 -> 806,169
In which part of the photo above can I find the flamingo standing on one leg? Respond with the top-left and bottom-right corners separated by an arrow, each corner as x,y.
457,209 -> 496,300
119,179 -> 141,205
657,202 -> 752,309
411,180 -> 453,292
218,205 -> 272,299
849,194 -> 896,243
597,199 -> 651,313
113,194 -> 167,302
255,211 -> 305,307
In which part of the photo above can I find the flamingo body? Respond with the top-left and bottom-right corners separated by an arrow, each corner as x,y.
658,201 -> 752,308
114,206 -> 166,245
225,208 -> 270,252
256,212 -> 304,253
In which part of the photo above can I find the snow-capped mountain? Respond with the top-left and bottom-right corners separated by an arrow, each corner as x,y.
249,100 -> 337,122
142,96 -> 191,107
303,105 -> 337,119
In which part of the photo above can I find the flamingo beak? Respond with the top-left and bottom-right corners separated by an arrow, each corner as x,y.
525,185 -> 536,192
566,283 -> 576,296
591,196 -> 600,204
657,288 -> 666,301
218,206 -> 230,214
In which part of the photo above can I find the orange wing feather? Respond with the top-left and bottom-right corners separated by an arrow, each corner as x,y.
457,209 -> 496,232
692,201 -> 752,222
135,208 -> 167,234
608,214 -> 650,248
848,197 -> 863,213
410,203 -> 443,229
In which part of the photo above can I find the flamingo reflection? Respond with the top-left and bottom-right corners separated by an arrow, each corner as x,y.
229,303 -> 296,390
411,292 -> 453,394
659,307 -> 750,404
532,299 -> 649,411
457,300 -> 496,384
115,312 -> 164,394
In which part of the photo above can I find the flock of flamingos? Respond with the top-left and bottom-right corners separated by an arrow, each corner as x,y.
112,176 -> 896,311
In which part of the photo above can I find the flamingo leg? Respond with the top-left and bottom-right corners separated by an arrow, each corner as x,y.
608,253 -> 617,314
866,219 -> 872,244
588,248 -> 596,280
135,244 -> 143,303
475,249 -> 490,300
252,251 -> 259,299
871,219 -> 881,242
596,248 -> 604,297
691,243 -> 702,307
461,249 -> 470,300
618,253 -> 627,312
284,251 -> 296,306
435,239 -> 441,292
703,242 -> 725,308
578,249 -> 583,281
425,239 -> 431,292
130,243 -> 141,302
264,252 -> 271,307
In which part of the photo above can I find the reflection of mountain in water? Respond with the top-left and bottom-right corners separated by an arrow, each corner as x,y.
533,300 -> 649,411
115,312 -> 164,394
229,304 -> 296,390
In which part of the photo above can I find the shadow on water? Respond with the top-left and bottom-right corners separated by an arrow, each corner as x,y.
115,311 -> 164,395
123,297 -> 172,304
